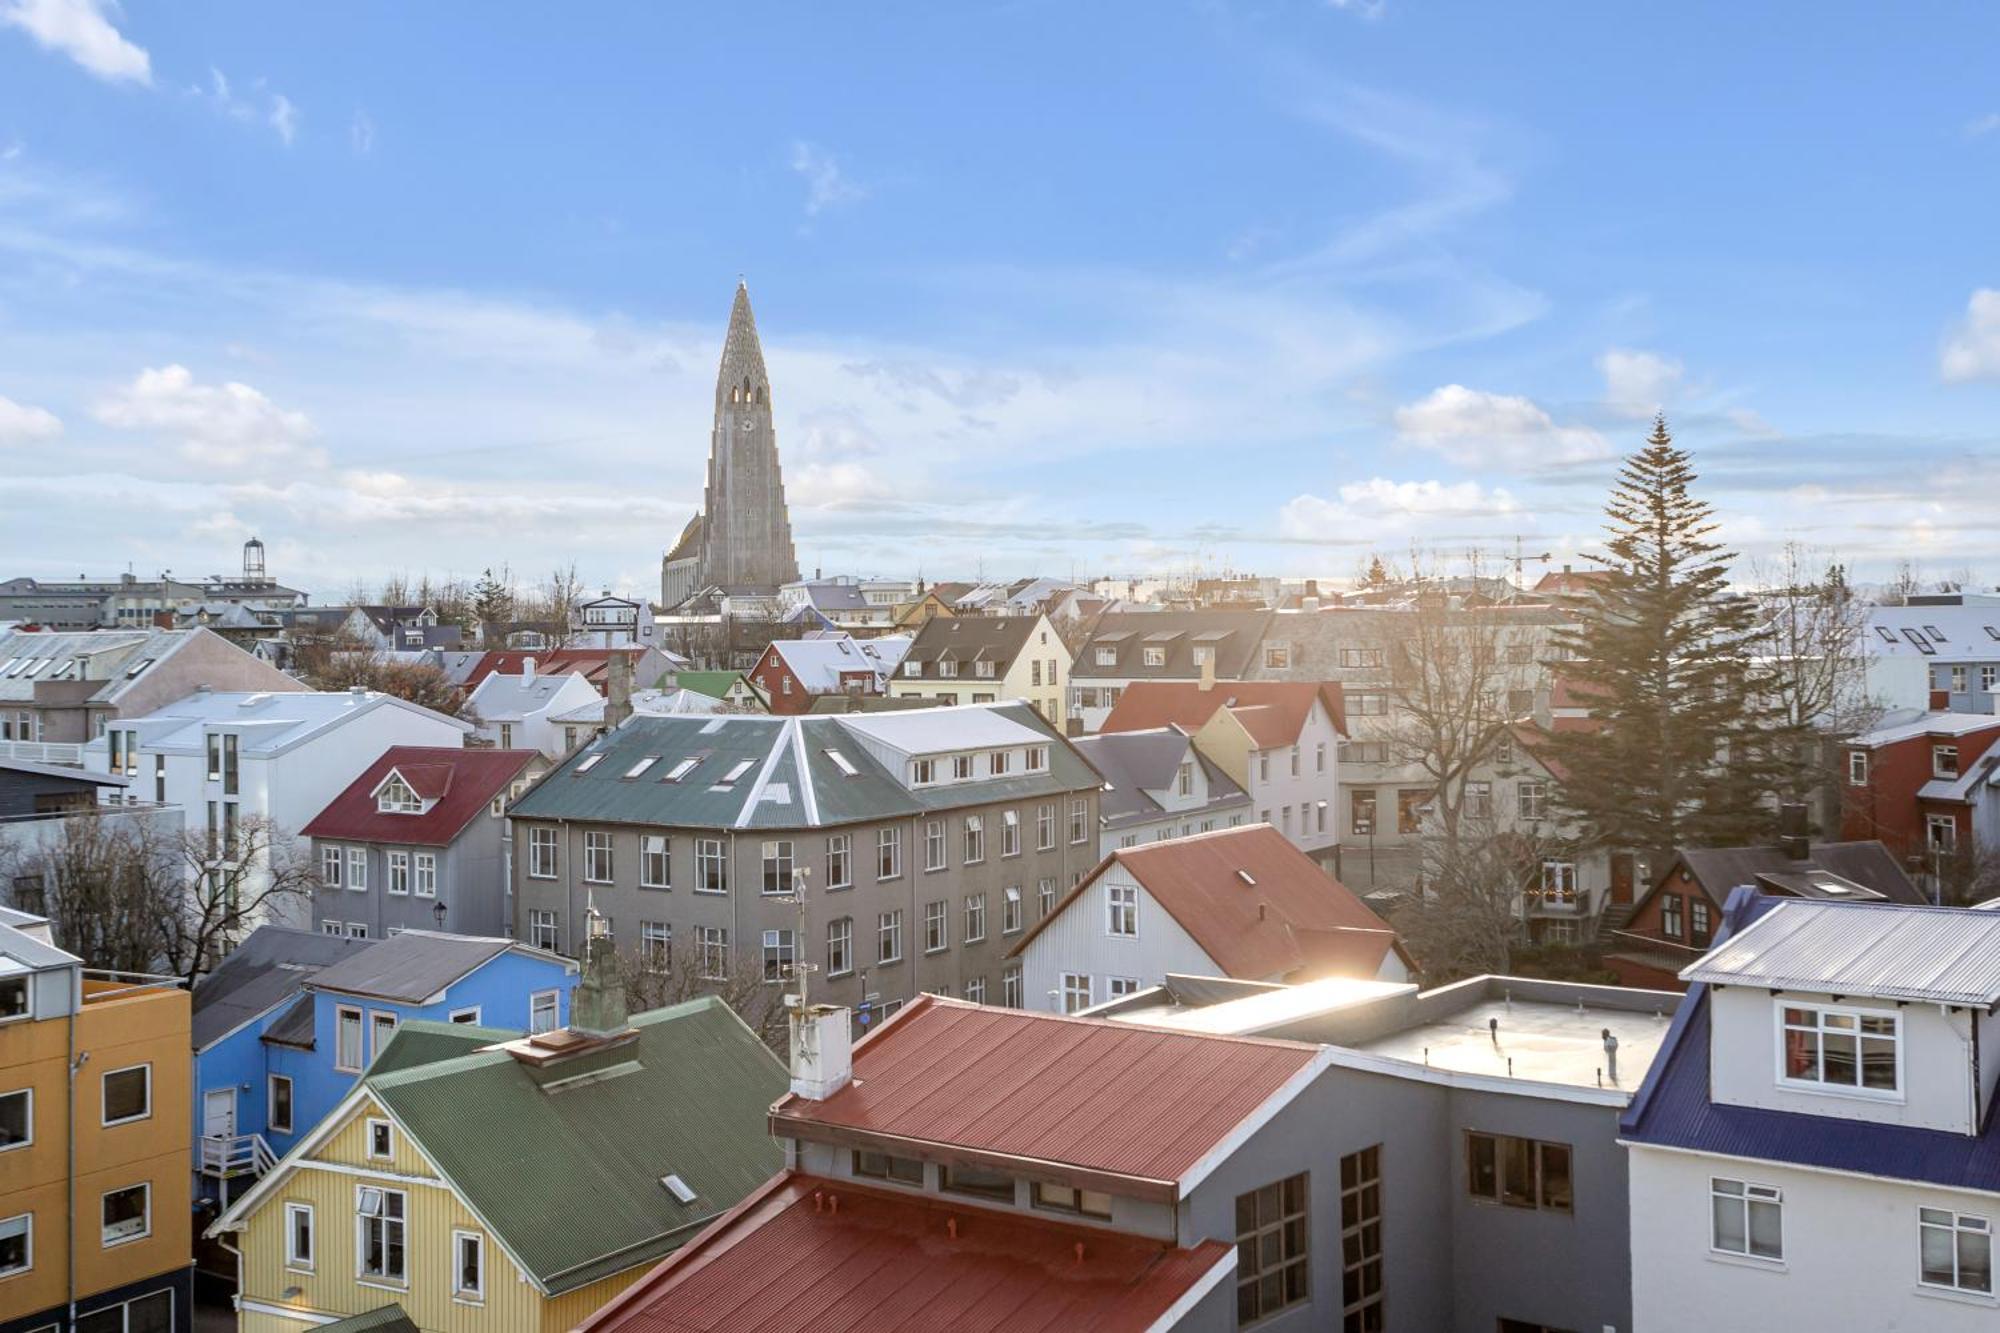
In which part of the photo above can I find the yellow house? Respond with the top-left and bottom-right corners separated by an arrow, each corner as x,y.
0,911 -> 192,1333
207,935 -> 786,1333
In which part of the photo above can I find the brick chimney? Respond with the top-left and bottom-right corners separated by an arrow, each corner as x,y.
1777,802 -> 1810,861
1199,654 -> 1216,692
605,651 -> 634,731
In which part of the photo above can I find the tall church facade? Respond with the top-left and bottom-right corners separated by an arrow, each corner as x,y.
661,283 -> 801,608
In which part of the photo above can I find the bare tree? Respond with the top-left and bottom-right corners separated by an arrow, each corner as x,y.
610,937 -> 790,1050
1392,806 -> 1577,983
0,810 -> 181,972
298,641 -> 466,716
531,562 -> 589,648
1876,560 -> 1923,606
1751,543 -> 1877,736
157,815 -> 322,984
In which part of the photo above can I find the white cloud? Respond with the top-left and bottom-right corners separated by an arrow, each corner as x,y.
1392,384 -> 1606,467
93,365 -> 323,470
269,94 -> 297,147
349,111 -> 374,156
0,139 -> 20,162
1966,113 -> 2000,138
0,392 -> 61,444
1942,289 -> 2000,382
789,141 -> 865,218
1,0 -> 150,85
1725,406 -> 1781,439
1279,476 -> 1517,542
1597,347 -> 1683,418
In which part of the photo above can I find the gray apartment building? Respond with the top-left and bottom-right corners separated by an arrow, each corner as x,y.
505,701 -> 1103,1015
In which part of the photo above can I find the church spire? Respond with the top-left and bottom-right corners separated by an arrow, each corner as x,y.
717,280 -> 769,403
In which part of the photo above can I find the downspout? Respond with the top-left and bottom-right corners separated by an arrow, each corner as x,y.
66,969 -> 82,1329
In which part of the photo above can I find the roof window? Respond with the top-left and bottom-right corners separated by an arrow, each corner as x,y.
1236,869 -> 1257,887
660,1174 -> 698,1204
824,749 -> 859,777
125,657 -> 156,678
713,759 -> 756,789
1874,627 -> 1897,644
1926,625 -> 1948,642
624,756 -> 660,779
663,756 -> 701,782
575,754 -> 605,774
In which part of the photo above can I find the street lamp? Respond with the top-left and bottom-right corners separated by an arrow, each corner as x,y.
431,900 -> 447,930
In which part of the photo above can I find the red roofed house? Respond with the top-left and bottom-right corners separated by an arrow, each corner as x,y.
1010,824 -> 1412,1012
301,745 -> 546,939
1840,710 -> 2000,896
451,645 -> 677,695
1103,680 -> 1345,867
579,995 -> 1337,1333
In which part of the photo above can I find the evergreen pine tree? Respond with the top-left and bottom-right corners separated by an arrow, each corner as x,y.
470,566 -> 514,629
1546,416 -> 1793,869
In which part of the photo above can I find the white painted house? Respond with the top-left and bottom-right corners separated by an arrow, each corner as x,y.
1070,725 -> 1252,858
1008,823 -> 1409,1014
462,662 -> 600,758
84,687 -> 469,929
1625,894 -> 2000,1332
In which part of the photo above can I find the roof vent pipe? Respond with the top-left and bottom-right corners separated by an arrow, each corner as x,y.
1602,1028 -> 1620,1084
1488,1017 -> 1500,1044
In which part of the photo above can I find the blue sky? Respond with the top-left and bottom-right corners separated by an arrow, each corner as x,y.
4,1 -> 2000,601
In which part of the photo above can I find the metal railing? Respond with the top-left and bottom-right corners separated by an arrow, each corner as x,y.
199,1132 -> 277,1180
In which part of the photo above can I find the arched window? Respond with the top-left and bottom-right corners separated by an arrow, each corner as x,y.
756,385 -> 766,404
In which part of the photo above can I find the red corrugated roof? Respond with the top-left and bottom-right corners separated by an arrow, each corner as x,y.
300,746 -> 540,847
579,1172 -> 1231,1333
461,647 -> 647,693
1014,824 -> 1405,982
1549,675 -> 1609,710
1100,680 -> 1346,741
772,996 -> 1319,1184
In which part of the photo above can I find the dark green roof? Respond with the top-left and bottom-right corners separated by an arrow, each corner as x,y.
316,1307 -> 418,1333
368,1020 -> 517,1076
671,670 -> 746,700
507,703 -> 1099,832
364,997 -> 786,1294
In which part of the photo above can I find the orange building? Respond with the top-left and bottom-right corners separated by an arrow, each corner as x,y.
0,910 -> 192,1333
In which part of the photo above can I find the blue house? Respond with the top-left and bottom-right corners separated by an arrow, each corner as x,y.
190,925 -> 578,1207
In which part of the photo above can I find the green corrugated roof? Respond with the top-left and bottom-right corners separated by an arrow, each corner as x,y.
317,1306 -> 418,1333
369,1021 -> 517,1077
364,998 -> 786,1294
672,670 -> 745,699
507,705 -> 1099,832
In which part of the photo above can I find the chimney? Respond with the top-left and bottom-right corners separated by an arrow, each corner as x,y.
348,684 -> 367,700
522,656 -> 537,681
786,997 -> 853,1100
1777,801 -> 1810,861
571,899 -> 630,1037
1199,654 -> 1216,692
605,652 -> 634,731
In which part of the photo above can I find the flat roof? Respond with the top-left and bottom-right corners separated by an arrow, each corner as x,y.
1352,996 -> 1673,1094
1110,976 -> 1416,1036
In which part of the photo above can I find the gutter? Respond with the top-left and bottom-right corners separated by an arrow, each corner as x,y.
768,1118 -> 1179,1205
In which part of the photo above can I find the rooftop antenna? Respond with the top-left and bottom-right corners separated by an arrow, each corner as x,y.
784,866 -> 816,1007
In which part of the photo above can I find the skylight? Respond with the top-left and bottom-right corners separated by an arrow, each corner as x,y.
1902,628 -> 1936,655
125,657 -> 156,678
1236,869 -> 1257,887
664,756 -> 701,782
576,754 -> 605,773
624,756 -> 660,779
1926,625 -> 1948,642
1987,626 -> 2000,641
824,749 -> 859,777
713,758 -> 756,788
660,1173 -> 698,1204
1874,627 -> 1897,644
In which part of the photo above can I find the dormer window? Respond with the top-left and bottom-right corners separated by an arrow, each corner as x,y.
1143,647 -> 1165,667
990,751 -> 1011,777
377,775 -> 422,814
975,660 -> 996,679
911,758 -> 935,785
1778,1003 -> 1899,1095
1935,745 -> 1960,779
1095,647 -> 1117,666
952,754 -> 974,781
903,661 -> 920,677
1025,745 -> 1047,772
939,660 -> 958,679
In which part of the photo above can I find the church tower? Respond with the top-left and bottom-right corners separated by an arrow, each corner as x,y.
693,282 -> 800,592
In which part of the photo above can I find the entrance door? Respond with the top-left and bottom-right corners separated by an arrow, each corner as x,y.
203,1088 -> 237,1140
1610,852 -> 1637,905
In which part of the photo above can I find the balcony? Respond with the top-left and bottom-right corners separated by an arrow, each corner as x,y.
0,739 -> 84,766
199,1132 -> 277,1181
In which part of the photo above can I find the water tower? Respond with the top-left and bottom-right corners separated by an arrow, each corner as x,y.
242,536 -> 268,586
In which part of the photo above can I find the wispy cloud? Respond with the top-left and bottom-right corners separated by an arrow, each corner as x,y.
1942,288 -> 2000,382
349,111 -> 375,156
0,0 -> 150,86
191,68 -> 298,146
0,391 -> 62,444
789,141 -> 866,218
269,94 -> 298,147
1598,347 -> 1683,418
1965,112 -> 2000,138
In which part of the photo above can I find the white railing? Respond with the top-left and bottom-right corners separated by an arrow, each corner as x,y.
0,739 -> 84,766
199,1132 -> 278,1180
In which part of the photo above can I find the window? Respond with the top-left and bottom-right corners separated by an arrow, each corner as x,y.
1539,861 -> 1577,905
357,1185 -> 407,1281
1259,752 -> 1270,783
1351,789 -> 1378,835
1848,750 -> 1869,786
966,976 -> 986,1003
413,853 -> 436,898
877,826 -> 903,879
1690,898 -> 1712,945
989,750 -> 1012,777
1986,665 -> 2000,692
1466,1132 -> 1571,1212
640,835 -> 670,889
877,911 -> 904,963
1003,885 -> 1023,934
1936,745 -> 1961,779
1039,878 -> 1056,917
1095,646 -> 1118,666
696,838 -> 728,893
370,1013 -> 398,1063
963,815 -> 985,863
964,893 -> 987,942
1235,1174 -> 1309,1324
344,922 -> 369,940
520,906 -> 558,953
827,918 -> 853,976
1070,798 -> 1089,844
1037,803 -> 1056,850
924,901 -> 948,953
1711,1178 -> 1782,1260
377,775 -> 421,813
0,1213 -> 25,1278
386,851 -> 409,896
347,848 -> 368,892
695,926 -> 729,981
999,808 -> 1021,857
1108,976 -> 1141,998
663,756 -> 700,782
624,755 -> 660,779
1339,740 -> 1387,764
924,819 -> 946,871
952,754 -> 975,780
529,989 -> 559,1033
1026,745 -> 1048,772
1920,1207 -> 1992,1294
940,1163 -> 1015,1202
911,757 -> 936,785
1930,813 -> 1960,853
1517,780 -> 1547,821
207,731 -> 223,782
1464,781 -> 1493,819
762,929 -> 796,984
1107,883 -> 1138,937
367,1118 -> 394,1160
584,831 -> 614,883
528,827 -> 557,878
826,833 -> 852,889
639,922 -> 670,972
854,1150 -> 924,1185
1034,1181 -> 1112,1219
1339,647 -> 1384,669
1061,973 -> 1091,1013
285,1202 -> 313,1270
1141,645 -> 1165,668
101,1065 -> 150,1126
1341,1147 -> 1383,1332
1661,894 -> 1683,939
1780,1003 -> 1899,1094
1263,643 -> 1291,670
762,840 -> 796,895
0,1088 -> 27,1150
101,1183 -> 149,1246
1952,665 -> 1970,694
336,1006 -> 364,1072
1003,965 -> 1023,1008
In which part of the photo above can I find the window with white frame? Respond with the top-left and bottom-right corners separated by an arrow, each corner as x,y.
877,826 -> 903,879
1036,803 -> 1056,850
1936,745 -> 1961,778
1920,1207 -> 1993,1294
285,1202 -> 314,1270
1540,861 -> 1577,905
370,1013 -> 398,1063
1929,814 -> 1959,853
1847,750 -> 1869,786
1069,798 -> 1089,844
1464,781 -> 1493,819
101,1182 -> 149,1246
698,927 -> 729,980
923,820 -> 946,872
963,815 -> 985,863
1779,1003 -> 1899,1094
1106,883 -> 1138,936
386,851 -> 409,896
0,1088 -> 27,1153
1108,976 -> 1140,998
924,900 -> 948,953
0,1213 -> 25,1278
1039,878 -> 1056,917
584,831 -> 614,883
911,757 -> 935,785
320,845 -> 343,888
640,835 -> 670,889
347,848 -> 368,892
453,1229 -> 485,1301
964,893 -> 987,942
990,749 -> 1011,776
367,1118 -> 394,1160
826,833 -> 852,889
101,1065 -> 149,1126
1518,780 -> 1548,821
762,929 -> 796,984
1711,1178 -> 1782,1260
696,838 -> 728,893
878,910 -> 904,963
952,754 -> 974,780
529,989 -> 559,1033
827,918 -> 852,976
528,827 -> 557,878
1003,965 -> 1023,1007
639,921 -> 670,972
377,775 -> 421,813
412,853 -> 436,898
335,1006 -> 364,1072
1026,745 -> 1047,772
356,1185 -> 407,1281
1002,885 -> 1022,934
967,976 -> 986,1003
1095,646 -> 1117,666
1001,809 -> 1020,857
345,922 -> 368,939
527,909 -> 559,953
1348,692 -> 1388,716
1061,973 -> 1091,1013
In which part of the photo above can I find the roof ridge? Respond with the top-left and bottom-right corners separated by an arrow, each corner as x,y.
914,993 -> 1321,1053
